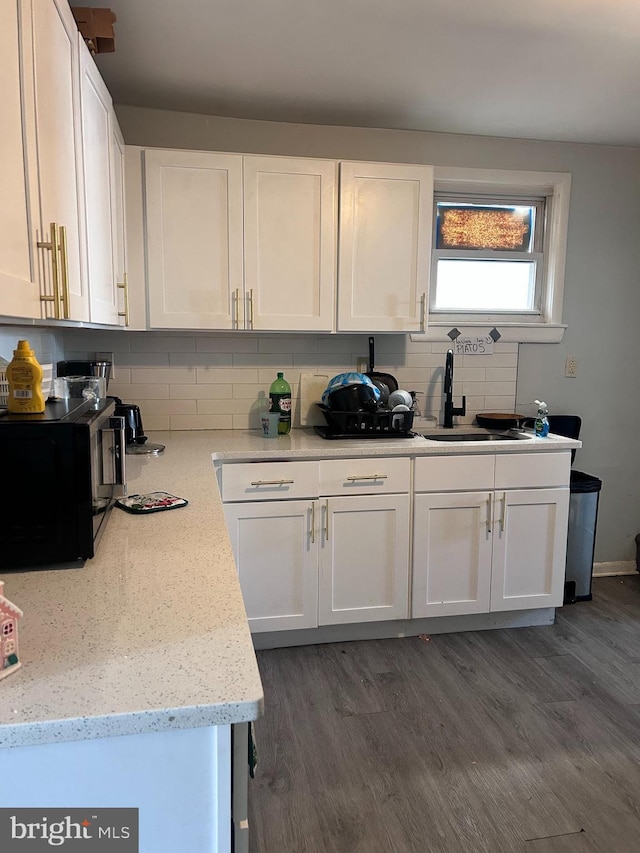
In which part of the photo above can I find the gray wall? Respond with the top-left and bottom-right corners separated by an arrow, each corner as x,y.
116,107 -> 640,564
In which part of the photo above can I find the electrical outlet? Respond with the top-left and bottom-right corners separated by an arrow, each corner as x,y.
356,357 -> 368,373
565,355 -> 578,378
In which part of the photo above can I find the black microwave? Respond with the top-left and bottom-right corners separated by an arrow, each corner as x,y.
0,398 -> 126,569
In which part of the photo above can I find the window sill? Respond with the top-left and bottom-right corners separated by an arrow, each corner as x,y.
411,322 -> 567,344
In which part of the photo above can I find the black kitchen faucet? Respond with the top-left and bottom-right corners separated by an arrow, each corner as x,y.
443,348 -> 466,428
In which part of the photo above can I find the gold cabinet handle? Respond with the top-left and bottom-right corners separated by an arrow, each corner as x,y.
487,493 -> 493,534
500,492 -> 507,534
59,224 -> 70,319
233,288 -> 240,329
324,500 -> 329,541
38,222 -> 61,319
118,273 -> 130,326
248,288 -> 254,329
420,291 -> 427,332
346,473 -> 388,481
310,502 -> 315,544
249,479 -> 295,486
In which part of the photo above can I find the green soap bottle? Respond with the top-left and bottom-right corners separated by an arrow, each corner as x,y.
269,372 -> 291,435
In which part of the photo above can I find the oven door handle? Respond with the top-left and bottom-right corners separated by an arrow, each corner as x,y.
107,415 -> 127,497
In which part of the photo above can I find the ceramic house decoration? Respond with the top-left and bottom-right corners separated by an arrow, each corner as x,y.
0,581 -> 23,680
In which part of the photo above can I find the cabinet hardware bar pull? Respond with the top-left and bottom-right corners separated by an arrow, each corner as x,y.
487,493 -> 492,533
59,224 -> 70,319
500,492 -> 507,533
346,474 -> 388,481
249,479 -> 295,486
233,288 -> 240,329
249,288 -> 254,329
420,291 -> 427,332
117,273 -> 130,325
38,222 -> 61,319
324,500 -> 329,540
310,503 -> 315,544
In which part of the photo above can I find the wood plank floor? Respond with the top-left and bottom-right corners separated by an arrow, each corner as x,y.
248,576 -> 640,853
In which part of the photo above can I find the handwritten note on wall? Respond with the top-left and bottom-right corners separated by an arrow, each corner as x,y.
453,335 -> 494,355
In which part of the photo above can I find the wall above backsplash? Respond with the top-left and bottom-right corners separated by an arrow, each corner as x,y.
59,329 -> 519,431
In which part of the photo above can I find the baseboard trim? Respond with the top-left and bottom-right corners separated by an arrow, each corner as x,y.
593,561 -> 637,577
252,608 -> 556,650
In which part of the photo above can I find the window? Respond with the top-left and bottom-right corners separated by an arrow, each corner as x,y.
433,195 -> 544,313
2,621 -> 14,637
421,167 -> 571,343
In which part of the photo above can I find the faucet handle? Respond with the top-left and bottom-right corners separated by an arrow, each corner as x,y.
453,395 -> 467,417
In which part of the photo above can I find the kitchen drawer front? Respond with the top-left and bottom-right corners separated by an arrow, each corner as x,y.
414,455 -> 495,492
494,451 -> 571,489
319,457 -> 411,495
221,461 -> 319,501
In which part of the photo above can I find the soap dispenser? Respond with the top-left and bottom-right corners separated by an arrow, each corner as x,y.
534,400 -> 550,438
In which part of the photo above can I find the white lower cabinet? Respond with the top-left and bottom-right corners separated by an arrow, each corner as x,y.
412,453 -> 571,618
224,499 -> 318,633
318,494 -> 410,625
222,457 -> 410,633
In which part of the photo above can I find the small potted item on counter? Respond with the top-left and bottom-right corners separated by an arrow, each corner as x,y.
0,581 -> 23,681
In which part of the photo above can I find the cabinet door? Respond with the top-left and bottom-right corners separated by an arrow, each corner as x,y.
31,0 -> 87,321
224,500 -> 318,633
412,492 -> 493,617
318,494 -> 410,625
110,116 -> 128,326
244,156 -> 336,331
79,39 -> 117,325
490,488 -> 570,611
337,161 -> 433,332
145,149 -> 243,329
0,0 -> 40,318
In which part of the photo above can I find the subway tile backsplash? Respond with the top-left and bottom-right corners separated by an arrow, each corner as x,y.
58,330 -> 519,432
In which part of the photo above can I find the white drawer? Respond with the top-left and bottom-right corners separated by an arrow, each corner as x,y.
494,451 -> 571,489
221,461 -> 319,502
319,457 -> 411,495
414,454 -> 495,492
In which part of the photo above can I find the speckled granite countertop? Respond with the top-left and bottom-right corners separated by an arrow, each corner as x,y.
208,426 -> 580,462
0,432 -> 263,749
0,425 -> 579,749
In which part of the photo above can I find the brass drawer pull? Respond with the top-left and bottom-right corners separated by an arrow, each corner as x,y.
59,224 -> 70,319
346,474 -> 388,481
249,479 -> 295,486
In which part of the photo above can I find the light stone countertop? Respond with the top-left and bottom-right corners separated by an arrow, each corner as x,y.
0,431 -> 264,749
207,426 -> 581,462
0,425 -> 579,750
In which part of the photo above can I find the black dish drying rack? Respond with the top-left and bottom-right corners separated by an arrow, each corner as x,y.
316,404 -> 415,437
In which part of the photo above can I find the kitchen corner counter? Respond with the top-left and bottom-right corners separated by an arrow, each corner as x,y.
0,431 -> 263,749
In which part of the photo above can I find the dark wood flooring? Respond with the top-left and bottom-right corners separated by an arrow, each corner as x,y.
248,576 -> 640,853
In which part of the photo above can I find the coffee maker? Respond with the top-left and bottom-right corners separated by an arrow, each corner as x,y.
56,360 -> 165,455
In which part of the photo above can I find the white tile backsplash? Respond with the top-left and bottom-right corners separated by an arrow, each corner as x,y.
59,329 -> 519,430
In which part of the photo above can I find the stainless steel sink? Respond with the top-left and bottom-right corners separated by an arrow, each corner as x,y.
420,431 -> 530,442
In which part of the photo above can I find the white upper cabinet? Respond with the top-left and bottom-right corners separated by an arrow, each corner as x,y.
110,116 -> 129,326
0,0 -> 40,318
31,0 -> 88,321
78,37 -> 117,325
337,161 -> 433,332
243,156 -> 336,331
145,149 -> 244,329
145,152 -> 336,331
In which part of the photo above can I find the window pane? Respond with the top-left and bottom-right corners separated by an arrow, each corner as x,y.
434,259 -> 536,311
436,204 -> 534,251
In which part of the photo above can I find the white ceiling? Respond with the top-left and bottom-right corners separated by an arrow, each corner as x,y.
75,0 -> 640,147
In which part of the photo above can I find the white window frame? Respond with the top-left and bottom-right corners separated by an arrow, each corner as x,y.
414,167 -> 571,343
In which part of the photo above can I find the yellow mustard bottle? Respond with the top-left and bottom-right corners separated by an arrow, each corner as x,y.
6,339 -> 45,414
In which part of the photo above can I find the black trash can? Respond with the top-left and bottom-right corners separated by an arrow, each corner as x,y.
564,470 -> 602,603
